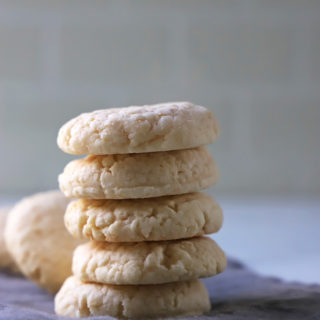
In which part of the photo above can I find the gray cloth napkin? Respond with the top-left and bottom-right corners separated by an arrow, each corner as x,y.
0,259 -> 319,319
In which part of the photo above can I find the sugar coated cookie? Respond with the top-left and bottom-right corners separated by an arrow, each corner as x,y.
55,276 -> 210,318
57,101 -> 219,155
65,193 -> 223,242
0,207 -> 19,272
72,237 -> 226,285
59,146 -> 218,199
4,191 -> 83,293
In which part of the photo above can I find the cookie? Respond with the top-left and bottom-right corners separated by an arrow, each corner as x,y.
72,237 -> 226,285
55,276 -> 210,318
65,193 -> 223,242
0,207 -> 19,272
57,101 -> 219,155
59,146 -> 218,199
4,191 -> 84,293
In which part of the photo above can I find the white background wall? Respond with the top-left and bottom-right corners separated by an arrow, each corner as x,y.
0,0 -> 319,196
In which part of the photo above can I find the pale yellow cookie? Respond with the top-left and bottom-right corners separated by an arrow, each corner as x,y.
59,146 -> 218,199
57,101 -> 219,155
72,237 -> 226,285
65,193 -> 223,242
0,207 -> 20,272
4,191 -> 84,293
55,276 -> 210,318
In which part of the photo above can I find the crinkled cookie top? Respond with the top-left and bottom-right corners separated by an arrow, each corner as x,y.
55,276 -> 210,318
57,101 -> 219,155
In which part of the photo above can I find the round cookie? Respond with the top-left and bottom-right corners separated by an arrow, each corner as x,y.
0,207 -> 19,272
4,191 -> 83,293
59,146 -> 218,199
65,193 -> 223,242
57,101 -> 219,155
55,276 -> 210,318
72,237 -> 226,285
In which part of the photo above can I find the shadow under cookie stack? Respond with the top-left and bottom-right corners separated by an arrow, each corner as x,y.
55,102 -> 227,319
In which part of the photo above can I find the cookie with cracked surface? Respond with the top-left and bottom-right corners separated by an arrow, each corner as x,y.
4,191 -> 84,293
59,146 -> 218,199
64,193 -> 223,242
55,276 -> 210,318
72,237 -> 226,285
0,207 -> 20,273
57,101 -> 219,155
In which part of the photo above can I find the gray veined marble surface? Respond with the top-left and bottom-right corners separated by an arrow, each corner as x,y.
1,259 -> 320,320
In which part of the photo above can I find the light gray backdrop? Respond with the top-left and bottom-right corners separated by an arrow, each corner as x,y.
0,0 -> 319,196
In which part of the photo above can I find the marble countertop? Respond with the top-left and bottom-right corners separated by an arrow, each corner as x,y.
1,193 -> 319,284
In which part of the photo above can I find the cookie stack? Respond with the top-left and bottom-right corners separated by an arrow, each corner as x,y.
55,102 -> 227,319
